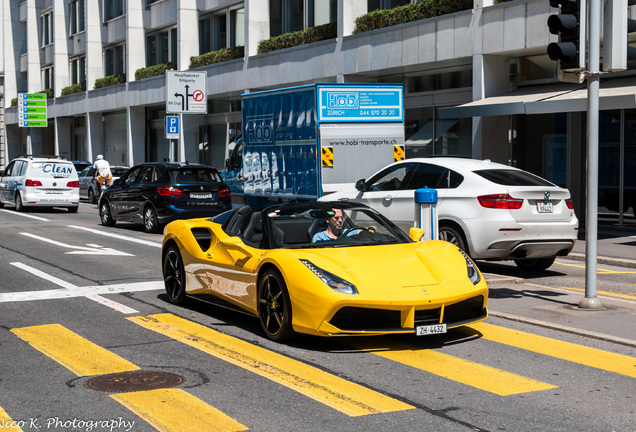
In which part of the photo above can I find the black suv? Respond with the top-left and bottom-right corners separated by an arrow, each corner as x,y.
98,162 -> 231,233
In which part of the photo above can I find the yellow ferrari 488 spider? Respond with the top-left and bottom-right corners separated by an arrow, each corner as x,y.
161,201 -> 488,342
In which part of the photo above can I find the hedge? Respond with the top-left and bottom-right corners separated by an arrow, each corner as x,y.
354,0 -> 473,34
257,22 -> 337,54
134,62 -> 177,81
61,82 -> 86,96
95,73 -> 126,89
190,46 -> 244,69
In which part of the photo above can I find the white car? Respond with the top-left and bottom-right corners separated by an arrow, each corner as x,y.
0,155 -> 80,212
321,157 -> 578,271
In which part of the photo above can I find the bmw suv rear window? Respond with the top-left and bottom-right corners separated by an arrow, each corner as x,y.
474,169 -> 554,186
168,168 -> 222,184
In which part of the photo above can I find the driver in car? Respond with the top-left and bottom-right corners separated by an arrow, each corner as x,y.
312,208 -> 375,243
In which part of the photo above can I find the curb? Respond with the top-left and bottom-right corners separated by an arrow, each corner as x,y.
489,311 -> 636,348
567,252 -> 636,269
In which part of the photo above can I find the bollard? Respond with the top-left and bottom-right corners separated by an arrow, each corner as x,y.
414,187 -> 438,241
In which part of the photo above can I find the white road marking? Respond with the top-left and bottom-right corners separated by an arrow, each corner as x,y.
67,225 -> 163,248
1,209 -> 49,221
5,262 -> 163,313
20,232 -> 134,256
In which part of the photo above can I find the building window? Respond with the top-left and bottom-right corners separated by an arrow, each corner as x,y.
199,5 -> 245,54
146,28 -> 177,66
71,56 -> 86,85
70,0 -> 86,34
104,0 -> 124,21
368,0 -> 412,12
42,65 -> 54,92
269,0 -> 336,37
41,10 -> 53,47
104,44 -> 125,76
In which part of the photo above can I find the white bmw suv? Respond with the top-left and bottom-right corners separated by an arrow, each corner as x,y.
0,155 -> 80,212
321,157 -> 579,271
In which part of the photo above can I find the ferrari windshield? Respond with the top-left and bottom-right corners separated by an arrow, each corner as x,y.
264,202 -> 411,249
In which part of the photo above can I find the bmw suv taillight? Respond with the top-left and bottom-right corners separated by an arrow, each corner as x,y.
478,194 -> 524,210
67,180 -> 79,188
565,198 -> 574,209
157,186 -> 184,197
24,179 -> 43,187
218,187 -> 231,198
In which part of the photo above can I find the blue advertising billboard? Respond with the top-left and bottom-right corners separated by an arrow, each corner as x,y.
317,85 -> 403,122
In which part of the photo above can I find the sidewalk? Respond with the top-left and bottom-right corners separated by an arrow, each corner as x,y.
482,230 -> 636,348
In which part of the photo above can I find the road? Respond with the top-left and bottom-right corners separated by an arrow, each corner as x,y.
0,203 -> 634,432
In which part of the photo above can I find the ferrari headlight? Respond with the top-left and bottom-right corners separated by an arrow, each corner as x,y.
301,260 -> 358,295
459,250 -> 481,285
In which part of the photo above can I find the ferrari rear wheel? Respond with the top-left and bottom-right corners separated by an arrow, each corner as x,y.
258,268 -> 294,342
163,245 -> 187,305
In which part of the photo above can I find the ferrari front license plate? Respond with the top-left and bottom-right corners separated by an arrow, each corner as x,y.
416,324 -> 447,336
537,202 -> 553,213
190,193 -> 212,199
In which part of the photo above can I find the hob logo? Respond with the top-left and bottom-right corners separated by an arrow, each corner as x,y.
246,115 -> 274,146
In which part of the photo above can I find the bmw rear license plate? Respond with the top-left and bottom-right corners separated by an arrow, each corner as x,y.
190,192 -> 212,199
416,324 -> 446,336
537,202 -> 553,213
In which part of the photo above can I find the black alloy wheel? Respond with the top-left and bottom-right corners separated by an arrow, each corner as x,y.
99,201 -> 115,226
258,268 -> 294,342
163,245 -> 187,305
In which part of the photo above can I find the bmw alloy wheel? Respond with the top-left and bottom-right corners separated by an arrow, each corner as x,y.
144,206 -> 159,233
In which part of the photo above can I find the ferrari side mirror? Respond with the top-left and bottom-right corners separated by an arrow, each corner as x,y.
409,227 -> 425,242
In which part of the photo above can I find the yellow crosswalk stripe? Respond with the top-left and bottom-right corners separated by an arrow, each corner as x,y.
1,407 -> 24,432
129,313 -> 414,417
461,323 -> 636,378
10,324 -> 139,376
112,389 -> 247,432
10,324 -> 248,432
348,339 -> 557,396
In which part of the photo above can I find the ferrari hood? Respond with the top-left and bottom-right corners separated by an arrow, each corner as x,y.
300,243 -> 447,288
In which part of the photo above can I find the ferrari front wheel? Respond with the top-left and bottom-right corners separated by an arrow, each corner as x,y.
258,268 -> 294,342
163,245 -> 187,305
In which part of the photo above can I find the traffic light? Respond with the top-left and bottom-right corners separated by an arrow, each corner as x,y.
602,0 -> 636,71
547,0 -> 587,72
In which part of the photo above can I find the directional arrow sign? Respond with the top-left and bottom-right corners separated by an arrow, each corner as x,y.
166,71 -> 207,114
20,232 -> 134,256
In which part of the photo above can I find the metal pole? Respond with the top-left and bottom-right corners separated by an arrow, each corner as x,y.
580,0 -> 603,309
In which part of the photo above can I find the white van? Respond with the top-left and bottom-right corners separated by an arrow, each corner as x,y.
0,156 -> 80,212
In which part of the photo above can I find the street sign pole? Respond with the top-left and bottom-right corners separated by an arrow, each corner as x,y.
580,0 -> 603,309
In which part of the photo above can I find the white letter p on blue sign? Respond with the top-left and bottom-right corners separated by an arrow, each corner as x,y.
166,115 -> 179,138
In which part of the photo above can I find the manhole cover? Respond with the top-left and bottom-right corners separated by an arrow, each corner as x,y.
85,370 -> 186,393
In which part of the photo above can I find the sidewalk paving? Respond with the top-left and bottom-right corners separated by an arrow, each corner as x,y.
481,231 -> 636,348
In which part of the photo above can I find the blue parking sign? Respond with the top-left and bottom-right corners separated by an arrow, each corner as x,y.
166,115 -> 179,139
